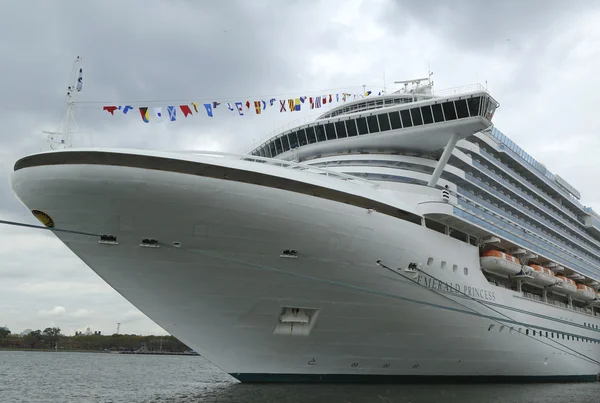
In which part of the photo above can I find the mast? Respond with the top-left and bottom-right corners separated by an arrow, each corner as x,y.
44,56 -> 82,150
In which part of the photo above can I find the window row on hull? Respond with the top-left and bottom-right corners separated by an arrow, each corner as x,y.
250,94 -> 496,159
317,96 -> 418,119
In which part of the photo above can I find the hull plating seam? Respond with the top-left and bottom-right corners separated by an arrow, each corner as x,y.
13,151 -> 421,224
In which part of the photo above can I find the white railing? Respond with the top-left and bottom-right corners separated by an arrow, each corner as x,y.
432,83 -> 487,98
172,150 -> 380,188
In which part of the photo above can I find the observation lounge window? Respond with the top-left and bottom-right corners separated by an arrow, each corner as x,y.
410,108 -> 423,126
281,135 -> 290,151
389,111 -> 402,129
356,117 -> 369,135
421,106 -> 434,124
431,103 -> 444,122
400,109 -> 413,127
297,129 -> 308,146
315,125 -> 326,142
269,141 -> 276,157
442,102 -> 457,120
467,97 -> 481,117
346,120 -> 358,137
455,99 -> 469,119
367,115 -> 379,133
275,138 -> 283,154
377,113 -> 391,131
325,123 -> 336,140
288,132 -> 299,149
335,121 -> 347,138
306,127 -> 317,144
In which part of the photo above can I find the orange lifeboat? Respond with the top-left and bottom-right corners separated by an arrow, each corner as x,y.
574,284 -> 597,302
555,275 -> 578,296
480,250 -> 523,277
527,265 -> 557,287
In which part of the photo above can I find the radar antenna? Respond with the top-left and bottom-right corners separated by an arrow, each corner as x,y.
44,56 -> 82,150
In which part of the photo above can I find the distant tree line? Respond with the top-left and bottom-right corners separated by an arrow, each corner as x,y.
0,327 -> 192,352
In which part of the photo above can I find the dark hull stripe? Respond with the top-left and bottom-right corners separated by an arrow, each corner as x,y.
230,373 -> 600,384
14,151 -> 422,225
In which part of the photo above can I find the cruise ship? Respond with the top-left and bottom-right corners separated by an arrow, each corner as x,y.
8,78 -> 600,383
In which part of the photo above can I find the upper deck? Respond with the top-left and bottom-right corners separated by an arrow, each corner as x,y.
249,81 -> 499,162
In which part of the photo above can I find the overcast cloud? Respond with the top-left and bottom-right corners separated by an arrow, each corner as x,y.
1,0 -> 599,336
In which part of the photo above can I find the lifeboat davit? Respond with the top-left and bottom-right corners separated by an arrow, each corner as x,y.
574,284 -> 597,302
480,250 -> 523,277
526,265 -> 557,287
555,275 -> 578,296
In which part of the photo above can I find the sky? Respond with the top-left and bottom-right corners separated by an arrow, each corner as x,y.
0,0 -> 599,336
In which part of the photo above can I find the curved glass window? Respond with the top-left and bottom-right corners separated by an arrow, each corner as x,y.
442,101 -> 457,120
315,125 -> 326,142
367,115 -> 379,133
410,108 -> 423,126
347,120 -> 358,136
275,138 -> 283,154
389,111 -> 402,129
297,129 -> 308,146
306,127 -> 317,143
325,123 -> 336,140
281,135 -> 290,151
288,132 -> 299,149
378,113 -> 391,131
356,117 -> 369,135
421,106 -> 433,124
400,109 -> 412,127
432,103 -> 444,122
335,121 -> 347,138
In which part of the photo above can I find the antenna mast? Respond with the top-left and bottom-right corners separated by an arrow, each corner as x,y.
45,56 -> 82,150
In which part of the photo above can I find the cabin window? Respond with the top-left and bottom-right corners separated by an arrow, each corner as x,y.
367,115 -> 379,133
377,113 -> 391,131
281,135 -> 290,151
442,101 -> 457,120
356,117 -> 369,135
269,141 -> 277,157
431,103 -> 444,122
427,257 -> 434,266
421,106 -> 434,124
389,111 -> 402,129
400,109 -> 413,127
464,267 -> 469,275
346,119 -> 358,137
425,218 -> 446,234
325,123 -> 336,140
467,97 -> 480,117
410,108 -> 423,126
335,121 -> 347,138
455,99 -> 469,119
297,129 -> 308,146
441,261 -> 447,270
288,132 -> 299,149
306,127 -> 317,143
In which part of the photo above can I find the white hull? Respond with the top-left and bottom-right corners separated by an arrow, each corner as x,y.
9,149 -> 600,382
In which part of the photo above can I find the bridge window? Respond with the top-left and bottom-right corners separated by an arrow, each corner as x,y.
306,127 -> 317,143
467,97 -> 480,117
281,135 -> 290,151
315,125 -> 326,142
335,121 -> 347,138
421,106 -> 434,124
400,109 -> 413,127
367,115 -> 379,133
410,108 -> 423,126
378,113 -> 391,131
346,120 -> 358,137
442,101 -> 457,120
297,129 -> 308,146
455,99 -> 469,119
275,138 -> 283,154
431,103 -> 444,122
389,111 -> 402,129
356,117 -> 369,135
288,132 -> 299,149
325,123 -> 336,140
